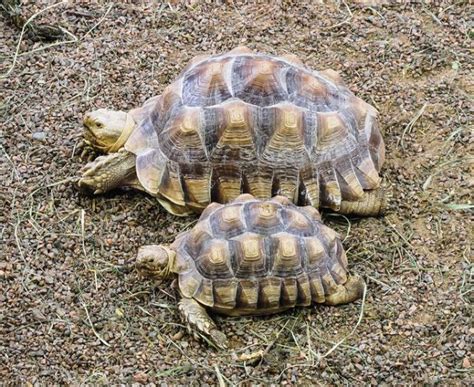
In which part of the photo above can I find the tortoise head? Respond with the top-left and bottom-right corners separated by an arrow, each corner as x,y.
83,109 -> 135,153
135,245 -> 176,280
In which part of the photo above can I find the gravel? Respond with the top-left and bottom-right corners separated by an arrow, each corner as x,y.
1,1 -> 472,384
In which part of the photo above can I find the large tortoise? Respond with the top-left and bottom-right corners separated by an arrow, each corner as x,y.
79,46 -> 386,216
135,194 -> 365,348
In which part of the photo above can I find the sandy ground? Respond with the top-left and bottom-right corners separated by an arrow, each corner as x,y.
1,1 -> 472,385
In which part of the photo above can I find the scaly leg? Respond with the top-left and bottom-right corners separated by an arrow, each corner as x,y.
338,187 -> 388,216
178,297 -> 228,349
324,274 -> 365,306
78,149 -> 138,194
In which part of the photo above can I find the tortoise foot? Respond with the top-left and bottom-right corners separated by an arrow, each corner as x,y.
324,274 -> 365,306
78,150 -> 136,194
178,298 -> 228,350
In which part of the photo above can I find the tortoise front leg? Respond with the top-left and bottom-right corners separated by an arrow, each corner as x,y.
78,149 -> 138,194
178,297 -> 228,349
338,187 -> 388,216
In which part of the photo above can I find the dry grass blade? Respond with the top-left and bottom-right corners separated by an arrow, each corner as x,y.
319,282 -> 367,359
81,300 -> 111,347
2,2 -> 114,77
82,3 -> 114,38
214,365 -> 226,387
324,0 -> 353,30
399,103 -> 428,149
1,1 -> 69,79
277,283 -> 367,380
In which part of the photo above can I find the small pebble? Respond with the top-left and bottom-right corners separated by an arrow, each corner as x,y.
32,132 -> 47,141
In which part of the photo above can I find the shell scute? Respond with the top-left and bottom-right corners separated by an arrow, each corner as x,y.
270,233 -> 303,277
236,279 -> 259,309
283,208 -> 314,236
206,100 -> 258,162
309,273 -> 326,303
303,237 -> 326,270
286,69 -> 331,110
182,58 -> 233,107
194,277 -> 214,307
159,106 -> 207,162
211,163 -> 242,203
157,162 -> 185,206
213,279 -> 238,309
232,56 -> 287,106
280,277 -> 298,307
210,203 -> 246,238
257,277 -> 282,309
230,232 -> 267,278
244,201 -> 283,234
195,239 -> 234,280
185,218 -> 214,257
180,163 -> 212,210
295,273 -> 312,306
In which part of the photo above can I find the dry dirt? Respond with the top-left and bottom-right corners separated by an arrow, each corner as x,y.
1,1 -> 472,385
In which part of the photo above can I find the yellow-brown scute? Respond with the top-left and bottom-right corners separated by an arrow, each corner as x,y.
174,195 -> 357,314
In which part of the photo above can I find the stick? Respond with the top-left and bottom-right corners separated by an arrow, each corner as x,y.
1,1 -> 68,79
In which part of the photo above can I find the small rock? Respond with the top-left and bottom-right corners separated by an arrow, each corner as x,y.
32,132 -> 47,141
172,330 -> 184,340
462,357 -> 471,368
31,308 -> 46,321
375,355 -> 384,366
132,371 -> 148,384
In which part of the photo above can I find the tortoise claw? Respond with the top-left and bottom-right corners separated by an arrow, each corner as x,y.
209,328 -> 228,350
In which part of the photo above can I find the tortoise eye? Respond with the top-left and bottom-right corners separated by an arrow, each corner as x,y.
96,122 -> 103,128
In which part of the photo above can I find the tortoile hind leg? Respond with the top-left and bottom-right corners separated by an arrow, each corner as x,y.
178,298 -> 228,349
324,274 -> 366,306
78,149 -> 138,194
338,187 -> 388,216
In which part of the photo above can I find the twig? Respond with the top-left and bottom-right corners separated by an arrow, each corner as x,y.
1,1 -> 68,79
81,300 -> 111,347
385,219 -> 414,248
0,0 -> 66,41
15,28 -> 78,58
1,144 -> 21,181
422,6 -> 443,26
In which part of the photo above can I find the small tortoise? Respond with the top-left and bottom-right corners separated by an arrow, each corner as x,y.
135,194 -> 365,348
79,46 -> 386,216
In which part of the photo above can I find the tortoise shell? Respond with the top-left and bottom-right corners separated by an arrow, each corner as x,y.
170,194 -> 355,315
125,46 -> 385,213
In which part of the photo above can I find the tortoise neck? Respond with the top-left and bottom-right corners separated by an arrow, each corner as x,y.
108,113 -> 136,153
163,246 -> 177,278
